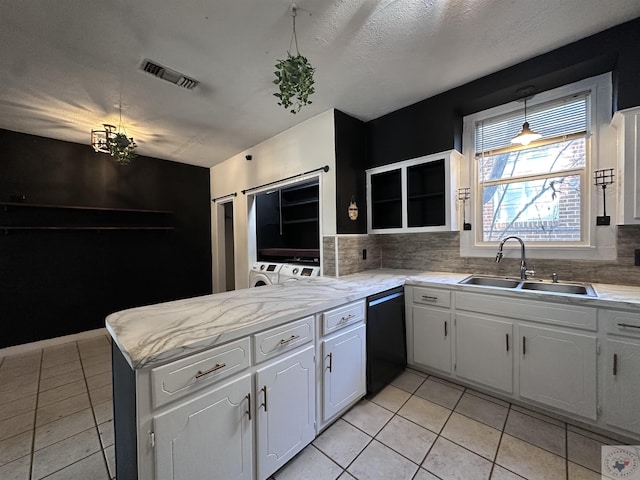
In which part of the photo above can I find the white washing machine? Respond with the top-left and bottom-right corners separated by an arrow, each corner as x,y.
249,262 -> 284,287
278,264 -> 320,282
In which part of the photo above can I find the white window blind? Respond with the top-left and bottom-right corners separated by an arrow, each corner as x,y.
475,93 -> 589,156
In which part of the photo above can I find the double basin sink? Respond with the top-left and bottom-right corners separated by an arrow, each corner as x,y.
459,275 -> 597,297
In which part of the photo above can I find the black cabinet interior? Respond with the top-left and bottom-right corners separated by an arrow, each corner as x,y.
407,159 -> 445,227
370,169 -> 402,229
256,179 -> 320,264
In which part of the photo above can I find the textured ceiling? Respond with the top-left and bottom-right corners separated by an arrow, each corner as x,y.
1,1 -> 639,168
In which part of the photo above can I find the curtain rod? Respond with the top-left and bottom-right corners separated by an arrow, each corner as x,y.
211,192 -> 237,203
241,165 -> 330,195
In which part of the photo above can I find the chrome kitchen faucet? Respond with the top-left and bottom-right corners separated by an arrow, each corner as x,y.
495,236 -> 536,280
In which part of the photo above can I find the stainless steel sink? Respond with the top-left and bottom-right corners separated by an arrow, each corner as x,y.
520,281 -> 597,297
459,275 -> 597,297
459,276 -> 521,289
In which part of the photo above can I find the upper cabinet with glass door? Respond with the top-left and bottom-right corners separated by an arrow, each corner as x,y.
366,150 -> 462,233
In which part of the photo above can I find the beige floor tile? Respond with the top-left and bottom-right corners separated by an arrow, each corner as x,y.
413,468 -> 441,480
406,367 -> 428,377
40,360 -> 82,380
414,378 -> 463,409
37,379 -> 87,407
0,379 -> 38,405
89,384 -> 113,407
342,400 -> 393,436
41,450 -> 109,480
273,445 -> 342,480
0,395 -> 36,422
568,461 -> 601,480
397,396 -> 451,434
490,465 -> 526,479
391,371 -> 426,393
36,392 -> 91,427
313,419 -> 371,468
31,427 -> 101,480
82,361 -> 111,379
375,415 -> 437,464
422,436 -> 493,480
0,430 -> 32,466
496,434 -> 566,480
504,409 -> 566,456
0,411 -> 34,442
38,368 -> 85,392
454,392 -> 508,430
34,409 -> 95,450
41,350 -> 79,369
427,375 -> 465,391
104,444 -> 115,479
567,424 -> 621,444
93,400 -> 113,425
98,420 -> 114,448
80,353 -> 111,369
0,454 -> 30,480
0,367 -> 38,384
337,472 -> 356,480
348,439 -> 418,480
466,389 -> 510,408
86,371 -> 112,392
370,384 -> 411,412
567,430 -> 606,473
510,404 -> 565,428
441,412 -> 501,460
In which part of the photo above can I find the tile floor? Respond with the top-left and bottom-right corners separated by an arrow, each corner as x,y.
0,334 -> 629,480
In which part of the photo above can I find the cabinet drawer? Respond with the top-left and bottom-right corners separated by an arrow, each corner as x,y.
151,337 -> 251,408
254,316 -> 314,363
322,301 -> 365,335
413,287 -> 451,308
602,309 -> 640,338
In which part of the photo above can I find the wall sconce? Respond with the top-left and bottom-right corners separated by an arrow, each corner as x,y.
594,168 -> 615,226
90,124 -> 116,154
457,187 -> 471,230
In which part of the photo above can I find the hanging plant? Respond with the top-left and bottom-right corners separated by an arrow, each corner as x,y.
274,53 -> 315,114
109,132 -> 137,165
273,4 -> 315,114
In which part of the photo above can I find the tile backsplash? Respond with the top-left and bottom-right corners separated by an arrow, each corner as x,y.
324,225 -> 640,287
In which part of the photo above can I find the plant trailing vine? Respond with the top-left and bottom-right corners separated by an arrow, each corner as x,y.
273,4 -> 315,114
109,103 -> 137,165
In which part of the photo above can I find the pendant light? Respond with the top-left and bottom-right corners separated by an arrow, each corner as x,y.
511,87 -> 542,146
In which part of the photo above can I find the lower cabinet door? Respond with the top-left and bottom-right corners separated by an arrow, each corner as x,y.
411,305 -> 451,373
455,313 -> 513,393
153,373 -> 252,480
605,338 -> 640,435
322,324 -> 366,422
519,324 -> 597,419
255,345 -> 316,480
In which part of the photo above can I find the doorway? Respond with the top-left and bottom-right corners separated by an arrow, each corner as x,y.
217,200 -> 235,291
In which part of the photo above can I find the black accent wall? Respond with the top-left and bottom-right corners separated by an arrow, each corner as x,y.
367,16 -> 640,168
0,129 -> 212,348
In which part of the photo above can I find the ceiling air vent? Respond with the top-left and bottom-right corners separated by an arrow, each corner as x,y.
140,59 -> 199,90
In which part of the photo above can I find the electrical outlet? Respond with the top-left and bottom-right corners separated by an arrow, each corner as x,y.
362,249 -> 367,260
635,249 -> 640,266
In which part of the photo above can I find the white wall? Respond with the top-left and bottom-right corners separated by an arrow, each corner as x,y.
210,109 -> 336,291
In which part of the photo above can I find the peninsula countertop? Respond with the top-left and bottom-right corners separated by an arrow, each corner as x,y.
106,269 -> 640,370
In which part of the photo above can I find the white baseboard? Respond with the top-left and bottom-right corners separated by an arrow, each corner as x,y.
0,328 -> 108,358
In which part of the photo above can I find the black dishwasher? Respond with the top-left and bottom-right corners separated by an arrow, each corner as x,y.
366,286 -> 407,395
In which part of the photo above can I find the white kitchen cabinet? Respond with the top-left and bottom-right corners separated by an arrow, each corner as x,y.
255,344 -> 316,480
455,312 -> 513,393
519,324 -> 597,419
366,150 -> 462,233
605,338 -> 640,435
321,324 -> 366,423
153,373 -> 252,480
611,106 -> 640,224
411,305 -> 452,373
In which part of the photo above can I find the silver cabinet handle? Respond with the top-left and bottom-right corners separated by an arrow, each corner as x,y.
339,314 -> 354,324
246,393 -> 252,420
421,295 -> 438,302
328,352 -> 333,372
260,386 -> 268,411
195,363 -> 226,379
618,323 -> 640,330
279,334 -> 300,345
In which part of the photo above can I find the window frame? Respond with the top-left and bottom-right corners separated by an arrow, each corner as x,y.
460,72 -> 616,261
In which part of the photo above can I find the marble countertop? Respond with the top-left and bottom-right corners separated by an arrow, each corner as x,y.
106,269 -> 640,370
